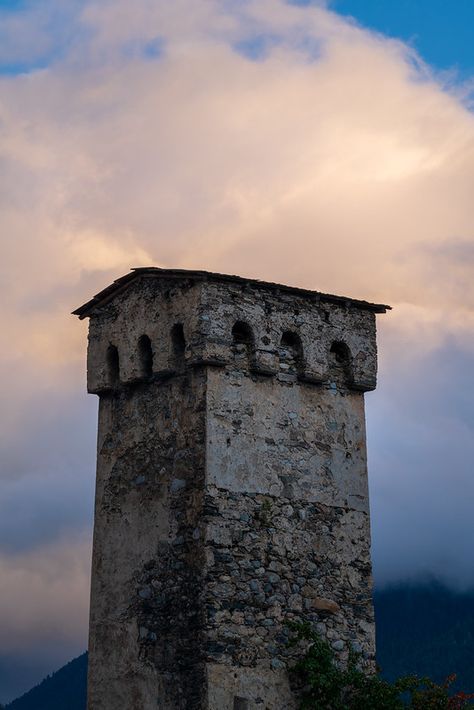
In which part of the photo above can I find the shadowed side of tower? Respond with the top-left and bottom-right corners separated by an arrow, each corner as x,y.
74,268 -> 389,710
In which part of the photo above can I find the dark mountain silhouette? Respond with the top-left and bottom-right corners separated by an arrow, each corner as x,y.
5,653 -> 87,710
5,581 -> 474,708
375,580 -> 474,691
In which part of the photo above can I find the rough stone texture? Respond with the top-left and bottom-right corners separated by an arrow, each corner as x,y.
77,270 -> 387,710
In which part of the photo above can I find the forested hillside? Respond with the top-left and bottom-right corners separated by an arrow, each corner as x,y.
5,582 -> 474,708
375,582 -> 474,691
5,654 -> 87,710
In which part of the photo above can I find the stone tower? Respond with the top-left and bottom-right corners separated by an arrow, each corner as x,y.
74,268 -> 388,710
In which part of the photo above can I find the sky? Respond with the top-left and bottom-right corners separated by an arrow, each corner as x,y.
0,0 -> 473,702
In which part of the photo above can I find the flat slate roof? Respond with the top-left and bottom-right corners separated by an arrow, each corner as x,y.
72,267 -> 391,319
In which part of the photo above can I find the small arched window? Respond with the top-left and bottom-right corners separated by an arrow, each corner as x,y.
329,341 -> 352,386
232,321 -> 254,345
279,330 -> 304,376
171,323 -> 186,371
138,335 -> 153,379
106,344 -> 120,388
232,320 -> 255,367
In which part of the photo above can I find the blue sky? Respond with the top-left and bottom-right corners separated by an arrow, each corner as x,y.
2,0 -> 474,78
294,0 -> 474,79
332,0 -> 474,79
0,0 -> 26,8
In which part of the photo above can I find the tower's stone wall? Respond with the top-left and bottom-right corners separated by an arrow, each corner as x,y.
77,270 -> 387,710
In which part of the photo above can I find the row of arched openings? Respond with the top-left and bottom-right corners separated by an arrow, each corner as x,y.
105,321 -> 352,388
232,320 -> 352,382
105,324 -> 186,388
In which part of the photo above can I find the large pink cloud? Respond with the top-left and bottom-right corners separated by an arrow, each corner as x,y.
0,0 -> 473,699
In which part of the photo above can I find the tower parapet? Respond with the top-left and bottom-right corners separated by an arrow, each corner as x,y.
74,268 -> 389,710
78,268 -> 383,395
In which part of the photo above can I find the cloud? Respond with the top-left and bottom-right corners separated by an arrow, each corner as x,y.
0,0 -> 85,72
0,534 -> 91,702
0,534 -> 91,653
0,385 -> 95,551
0,0 -> 473,681
369,328 -> 474,589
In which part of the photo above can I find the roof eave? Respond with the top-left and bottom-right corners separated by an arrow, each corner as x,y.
72,267 -> 391,319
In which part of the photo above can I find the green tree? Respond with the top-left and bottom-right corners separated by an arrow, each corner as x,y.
288,622 -> 474,710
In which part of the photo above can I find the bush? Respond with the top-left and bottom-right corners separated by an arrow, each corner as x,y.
288,622 -> 474,710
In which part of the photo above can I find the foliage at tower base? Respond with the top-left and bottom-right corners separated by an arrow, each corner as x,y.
288,622 -> 474,710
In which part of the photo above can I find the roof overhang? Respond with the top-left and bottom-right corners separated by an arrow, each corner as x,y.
72,267 -> 391,319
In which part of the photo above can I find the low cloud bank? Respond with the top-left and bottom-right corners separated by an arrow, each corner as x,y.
0,535 -> 91,703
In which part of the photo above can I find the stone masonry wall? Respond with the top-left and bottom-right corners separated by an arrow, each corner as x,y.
88,371 -> 208,710
82,272 -> 381,710
200,280 -> 375,708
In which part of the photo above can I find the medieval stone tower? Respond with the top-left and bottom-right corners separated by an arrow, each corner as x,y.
74,267 -> 388,710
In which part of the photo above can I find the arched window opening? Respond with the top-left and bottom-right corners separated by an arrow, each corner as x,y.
330,341 -> 350,364
329,341 -> 352,386
106,344 -> 120,388
279,330 -> 303,376
281,331 -> 300,349
232,321 -> 253,345
171,323 -> 186,371
232,321 -> 254,368
138,335 -> 153,379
